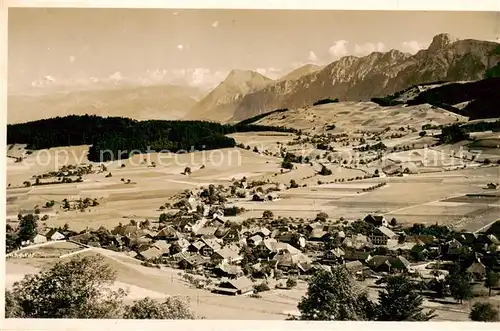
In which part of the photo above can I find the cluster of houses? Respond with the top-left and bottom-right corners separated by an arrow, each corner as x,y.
17,183 -> 500,297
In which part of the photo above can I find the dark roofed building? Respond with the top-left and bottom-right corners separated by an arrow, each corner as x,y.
213,276 -> 254,296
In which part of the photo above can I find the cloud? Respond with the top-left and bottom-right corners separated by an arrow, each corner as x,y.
177,44 -> 184,50
401,41 -> 426,54
308,51 -> 318,62
353,42 -> 386,56
173,11 -> 179,16
69,55 -> 76,63
109,71 -> 123,82
328,40 -> 349,59
255,67 -> 282,79
211,21 -> 219,28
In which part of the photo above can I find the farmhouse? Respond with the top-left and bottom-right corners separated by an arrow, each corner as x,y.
369,226 -> 397,245
45,229 -> 66,241
211,246 -> 242,265
324,247 -> 345,262
363,214 -> 388,227
32,233 -> 47,244
137,246 -> 162,261
213,276 -> 254,296
212,263 -> 243,279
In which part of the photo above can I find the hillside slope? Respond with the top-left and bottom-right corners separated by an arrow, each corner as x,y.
231,34 -> 500,121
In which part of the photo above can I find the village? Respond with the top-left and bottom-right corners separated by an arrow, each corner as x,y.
7,174 -> 500,303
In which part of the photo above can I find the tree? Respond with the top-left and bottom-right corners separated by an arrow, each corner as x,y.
419,131 -> 427,137
469,302 -> 499,322
390,218 -> 397,227
375,275 -> 436,321
297,267 -> 371,320
7,255 -> 127,318
290,179 -> 299,188
123,297 -> 195,319
262,210 -> 274,219
319,165 -> 332,176
315,212 -> 329,222
286,277 -> 298,289
447,266 -> 473,304
18,214 -> 38,243
184,167 -> 191,175
485,270 -> 500,297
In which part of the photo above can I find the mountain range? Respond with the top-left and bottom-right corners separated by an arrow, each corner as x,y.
186,33 -> 499,122
8,33 -> 500,124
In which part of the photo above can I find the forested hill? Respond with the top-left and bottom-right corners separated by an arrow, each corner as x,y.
7,114 -> 295,162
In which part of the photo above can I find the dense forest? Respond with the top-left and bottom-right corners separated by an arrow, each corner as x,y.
7,115 -> 296,162
236,108 -> 289,126
371,77 -> 500,120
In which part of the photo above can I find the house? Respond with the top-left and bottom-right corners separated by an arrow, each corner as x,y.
367,255 -> 392,273
213,276 -> 254,296
274,242 -> 301,255
369,226 -> 397,245
343,251 -> 371,263
169,238 -> 190,254
194,226 -> 217,238
277,232 -> 306,249
155,226 -> 182,241
454,232 -> 477,246
267,193 -> 280,201
486,183 -> 498,190
324,247 -> 345,262
137,246 -> 163,261
247,234 -> 263,247
187,195 -> 198,212
308,228 -> 331,242
447,238 -> 464,256
389,256 -> 413,274
152,240 -> 171,254
45,229 -> 66,241
306,222 -> 323,233
188,240 -> 206,254
191,218 -> 208,234
32,233 -> 47,244
271,251 -> 313,272
211,246 -> 242,265
178,255 -> 208,270
344,260 -> 364,274
254,238 -> 278,258
199,238 -> 222,257
212,263 -> 243,279
408,235 -> 438,246
254,227 -> 271,238
343,234 -> 372,250
465,259 -> 487,280
207,217 -> 225,229
252,194 -> 265,202
218,227 -> 243,243
363,214 -> 388,227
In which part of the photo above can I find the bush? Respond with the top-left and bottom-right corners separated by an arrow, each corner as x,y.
419,131 -> 427,137
254,282 -> 271,293
286,278 -> 298,289
313,98 -> 339,106
469,302 -> 499,322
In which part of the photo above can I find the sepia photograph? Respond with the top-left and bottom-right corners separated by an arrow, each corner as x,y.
3,1 -> 500,327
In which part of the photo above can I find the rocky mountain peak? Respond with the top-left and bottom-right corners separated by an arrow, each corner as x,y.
428,33 -> 458,52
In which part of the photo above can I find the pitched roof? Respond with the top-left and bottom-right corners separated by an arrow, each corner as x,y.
196,226 -> 217,237
214,263 -> 242,275
326,247 -> 345,258
344,250 -> 371,261
152,240 -> 171,253
255,227 -> 271,237
45,229 -> 64,239
214,246 -> 241,260
249,234 -> 263,243
376,226 -> 397,239
201,238 -> 221,251
274,242 -> 301,255
344,260 -> 364,272
309,228 -> 328,239
138,246 -> 162,260
225,276 -> 253,290
368,255 -> 391,268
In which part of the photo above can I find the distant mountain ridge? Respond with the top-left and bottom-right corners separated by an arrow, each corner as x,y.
8,84 -> 204,124
185,69 -> 274,122
229,33 -> 500,121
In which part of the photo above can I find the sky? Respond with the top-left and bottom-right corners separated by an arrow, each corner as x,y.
8,8 -> 500,92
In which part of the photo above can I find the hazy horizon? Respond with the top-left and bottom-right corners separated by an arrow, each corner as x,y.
8,8 -> 500,93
